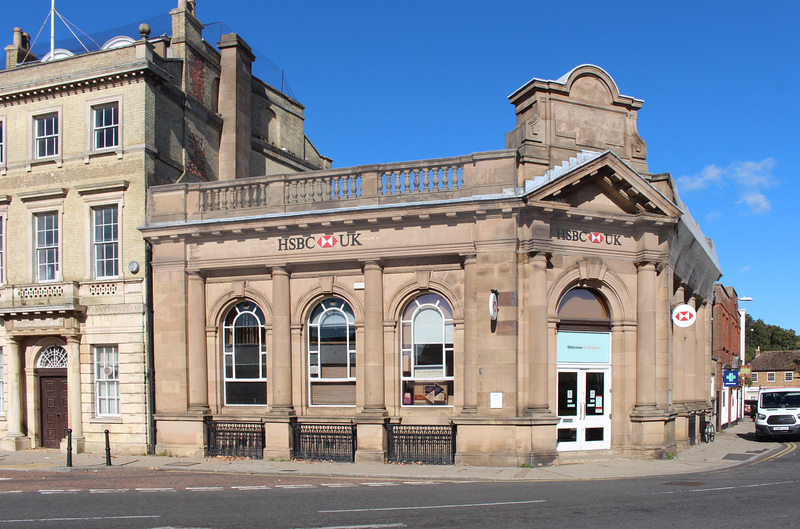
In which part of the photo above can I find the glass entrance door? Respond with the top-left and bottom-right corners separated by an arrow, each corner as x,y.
557,368 -> 610,451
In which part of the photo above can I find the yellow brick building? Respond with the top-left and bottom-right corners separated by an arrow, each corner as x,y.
0,0 -> 329,454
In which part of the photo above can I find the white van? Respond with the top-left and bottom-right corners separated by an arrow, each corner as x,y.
755,387 -> 800,440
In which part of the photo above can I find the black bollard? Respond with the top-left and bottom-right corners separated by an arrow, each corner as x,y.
104,430 -> 112,466
66,429 -> 72,468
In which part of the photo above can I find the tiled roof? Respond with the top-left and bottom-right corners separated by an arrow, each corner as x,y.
750,351 -> 800,371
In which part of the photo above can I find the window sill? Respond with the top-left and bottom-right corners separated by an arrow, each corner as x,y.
26,156 -> 63,171
90,416 -> 122,423
83,148 -> 123,163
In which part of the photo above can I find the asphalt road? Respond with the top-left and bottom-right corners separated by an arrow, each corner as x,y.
0,442 -> 796,528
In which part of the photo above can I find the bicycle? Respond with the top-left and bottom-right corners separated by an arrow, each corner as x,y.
701,420 -> 716,443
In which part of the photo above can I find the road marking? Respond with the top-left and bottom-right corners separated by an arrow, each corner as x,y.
320,500 -> 546,513
276,484 -> 316,489
89,489 -> 129,494
135,487 -> 176,493
361,482 -> 399,487
0,515 -> 160,524
186,486 -> 224,491
654,480 -> 795,495
291,525 -> 407,529
0,491 -> 21,495
38,490 -> 79,495
231,485 -> 271,490
321,483 -> 359,487
403,481 -> 436,485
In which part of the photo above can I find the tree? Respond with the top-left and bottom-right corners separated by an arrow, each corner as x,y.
744,314 -> 800,362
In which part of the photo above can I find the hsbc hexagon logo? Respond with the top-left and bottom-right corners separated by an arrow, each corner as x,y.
671,304 -> 697,328
589,232 -> 604,243
317,235 -> 337,248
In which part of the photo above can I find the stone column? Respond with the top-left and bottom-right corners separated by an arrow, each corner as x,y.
362,261 -> 386,415
462,255 -> 478,414
694,297 -> 708,406
1,338 -> 25,448
634,262 -> 658,411
187,272 -> 209,412
526,252 -> 551,416
66,336 -> 84,451
672,285 -> 687,410
270,266 -> 293,413
684,295 -> 698,407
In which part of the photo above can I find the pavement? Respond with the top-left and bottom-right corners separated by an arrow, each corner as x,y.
0,419 -> 779,481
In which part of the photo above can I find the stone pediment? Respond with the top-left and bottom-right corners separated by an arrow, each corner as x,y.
524,151 -> 681,220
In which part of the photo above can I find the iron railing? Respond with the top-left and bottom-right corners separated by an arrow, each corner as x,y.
292,422 -> 356,462
206,420 -> 264,459
386,423 -> 456,465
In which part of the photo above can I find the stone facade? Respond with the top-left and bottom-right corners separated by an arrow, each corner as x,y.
0,0 -> 328,454
142,65 -> 722,465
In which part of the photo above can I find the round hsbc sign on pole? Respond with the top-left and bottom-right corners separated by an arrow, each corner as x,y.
672,304 -> 696,327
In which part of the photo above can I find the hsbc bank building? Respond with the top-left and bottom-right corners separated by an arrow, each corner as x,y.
142,65 -> 721,465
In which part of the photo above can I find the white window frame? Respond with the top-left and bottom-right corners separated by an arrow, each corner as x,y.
307,297 -> 356,406
92,205 -> 119,279
767,372 -> 776,383
786,372 -> 794,383
752,372 -> 758,383
34,211 -> 59,283
223,301 -> 267,406
400,293 -> 455,407
19,189 -> 66,284
34,113 -> 59,159
94,345 -> 120,417
86,96 -> 123,155
76,181 -> 127,280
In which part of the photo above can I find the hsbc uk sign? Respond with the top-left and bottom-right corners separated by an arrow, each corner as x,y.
277,232 -> 363,251
554,229 -> 622,245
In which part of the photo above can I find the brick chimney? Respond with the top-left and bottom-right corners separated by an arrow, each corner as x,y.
217,33 -> 254,180
4,27 -> 37,70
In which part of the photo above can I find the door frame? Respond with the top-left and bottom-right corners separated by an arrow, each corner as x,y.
37,368 -> 68,449
556,366 -> 611,451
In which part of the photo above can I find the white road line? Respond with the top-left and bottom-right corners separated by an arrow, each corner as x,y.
653,480 -> 796,495
320,499 -> 546,513
0,515 -> 160,524
186,486 -> 224,492
231,485 -> 271,490
321,483 -> 359,488
276,484 -> 316,489
0,491 -> 21,495
135,487 -> 176,493
361,482 -> 399,487
38,490 -> 79,495
89,489 -> 129,494
291,524 -> 407,529
403,481 -> 436,485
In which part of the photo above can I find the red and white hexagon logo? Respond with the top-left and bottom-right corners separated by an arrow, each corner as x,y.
317,235 -> 337,248
589,232 -> 604,243
671,304 -> 696,328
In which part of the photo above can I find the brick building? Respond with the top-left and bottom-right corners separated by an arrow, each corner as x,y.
711,284 -> 742,429
750,351 -> 800,389
0,0 -> 328,454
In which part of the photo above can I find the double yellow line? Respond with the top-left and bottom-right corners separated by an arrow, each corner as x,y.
750,442 -> 797,466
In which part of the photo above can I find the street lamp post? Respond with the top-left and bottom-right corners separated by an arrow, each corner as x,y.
738,296 -> 753,422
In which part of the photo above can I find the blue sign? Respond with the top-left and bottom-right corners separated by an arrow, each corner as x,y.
557,332 -> 610,363
723,370 -> 739,387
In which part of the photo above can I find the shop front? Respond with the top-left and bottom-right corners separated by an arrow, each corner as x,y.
141,65 -> 721,465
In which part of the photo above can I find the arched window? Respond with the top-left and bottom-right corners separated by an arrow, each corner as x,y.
37,345 -> 68,368
308,297 -> 356,406
400,293 -> 454,406
223,301 -> 267,405
557,288 -> 610,331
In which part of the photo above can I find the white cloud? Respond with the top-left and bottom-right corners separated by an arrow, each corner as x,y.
740,265 -> 751,272
739,192 -> 771,214
678,157 -> 777,215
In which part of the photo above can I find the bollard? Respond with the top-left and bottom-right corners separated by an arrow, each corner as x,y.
66,429 -> 73,468
104,430 -> 112,466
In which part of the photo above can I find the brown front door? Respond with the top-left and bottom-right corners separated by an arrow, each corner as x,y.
39,370 -> 68,449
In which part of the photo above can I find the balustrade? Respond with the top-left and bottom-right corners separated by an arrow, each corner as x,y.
201,182 -> 269,211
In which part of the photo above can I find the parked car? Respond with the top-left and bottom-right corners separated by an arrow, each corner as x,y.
755,388 -> 800,440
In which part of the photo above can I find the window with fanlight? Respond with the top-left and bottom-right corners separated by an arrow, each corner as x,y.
307,297 -> 356,406
223,301 -> 267,405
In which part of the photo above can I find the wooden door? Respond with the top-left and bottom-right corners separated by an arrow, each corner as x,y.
39,371 -> 68,449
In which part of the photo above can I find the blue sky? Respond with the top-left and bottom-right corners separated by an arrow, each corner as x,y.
4,0 -> 798,332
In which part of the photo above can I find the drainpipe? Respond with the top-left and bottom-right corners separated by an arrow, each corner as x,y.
145,241 -> 156,454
